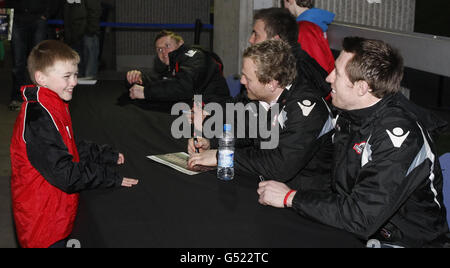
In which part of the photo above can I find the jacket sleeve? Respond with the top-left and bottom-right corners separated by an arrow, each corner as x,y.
234,96 -> 331,182
76,140 -> 119,166
292,119 -> 432,240
24,104 -> 122,194
144,50 -> 206,102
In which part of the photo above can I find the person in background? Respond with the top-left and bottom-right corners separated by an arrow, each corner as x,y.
63,0 -> 101,79
126,30 -> 229,104
6,0 -> 59,111
284,0 -> 335,74
257,36 -> 449,248
10,40 -> 138,248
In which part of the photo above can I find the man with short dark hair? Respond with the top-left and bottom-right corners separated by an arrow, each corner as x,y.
258,37 -> 449,248
250,7 -> 330,98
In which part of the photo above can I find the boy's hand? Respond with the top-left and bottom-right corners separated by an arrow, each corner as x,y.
117,153 -> 125,165
121,177 -> 139,187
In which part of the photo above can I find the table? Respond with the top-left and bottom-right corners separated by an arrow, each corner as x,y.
68,80 -> 364,248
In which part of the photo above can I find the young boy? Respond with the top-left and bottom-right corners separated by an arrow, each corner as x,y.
10,40 -> 138,248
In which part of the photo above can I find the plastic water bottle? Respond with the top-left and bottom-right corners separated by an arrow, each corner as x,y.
217,124 -> 234,181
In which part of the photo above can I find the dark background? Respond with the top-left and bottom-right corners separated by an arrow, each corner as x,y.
415,0 -> 450,38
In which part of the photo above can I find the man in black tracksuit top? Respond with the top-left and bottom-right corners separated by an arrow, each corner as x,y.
187,9 -> 334,191
258,37 -> 449,247
127,30 -> 229,104
232,78 -> 334,191
188,39 -> 334,192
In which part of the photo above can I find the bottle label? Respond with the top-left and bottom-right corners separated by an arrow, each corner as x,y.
218,149 -> 234,168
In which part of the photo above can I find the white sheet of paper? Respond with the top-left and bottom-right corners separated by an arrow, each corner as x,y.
147,152 -> 200,176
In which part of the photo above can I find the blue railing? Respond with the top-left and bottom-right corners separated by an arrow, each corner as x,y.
48,19 -> 212,46
47,20 -> 213,30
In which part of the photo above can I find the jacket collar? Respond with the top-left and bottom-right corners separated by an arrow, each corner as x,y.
336,92 -> 448,135
336,94 -> 392,128
21,85 -> 61,103
168,44 -> 188,71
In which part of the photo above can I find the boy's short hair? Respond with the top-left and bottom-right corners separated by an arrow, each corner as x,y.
243,39 -> 297,89
253,8 -> 298,46
154,30 -> 184,45
342,37 -> 404,98
295,0 -> 315,8
28,40 -> 80,84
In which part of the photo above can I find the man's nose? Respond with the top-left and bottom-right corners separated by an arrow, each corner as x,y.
326,69 -> 335,84
248,34 -> 255,45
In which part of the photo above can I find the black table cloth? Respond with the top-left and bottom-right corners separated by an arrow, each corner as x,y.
68,80 -> 364,248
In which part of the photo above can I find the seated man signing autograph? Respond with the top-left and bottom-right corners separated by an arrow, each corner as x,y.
188,39 -> 334,192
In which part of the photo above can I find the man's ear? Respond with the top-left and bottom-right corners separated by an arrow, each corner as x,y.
273,34 -> 281,41
284,0 -> 294,7
177,40 -> 185,49
34,71 -> 47,87
267,80 -> 280,92
356,80 -> 371,96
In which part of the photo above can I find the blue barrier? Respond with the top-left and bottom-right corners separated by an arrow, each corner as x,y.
47,20 -> 213,30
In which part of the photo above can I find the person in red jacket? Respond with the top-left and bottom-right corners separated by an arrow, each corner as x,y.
10,40 -> 138,248
284,0 -> 335,74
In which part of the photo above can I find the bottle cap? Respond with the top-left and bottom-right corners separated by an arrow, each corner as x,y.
223,124 -> 232,132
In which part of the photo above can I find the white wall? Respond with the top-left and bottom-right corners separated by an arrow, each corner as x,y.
316,0 -> 416,32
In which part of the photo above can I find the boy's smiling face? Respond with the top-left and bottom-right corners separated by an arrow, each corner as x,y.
36,60 -> 78,101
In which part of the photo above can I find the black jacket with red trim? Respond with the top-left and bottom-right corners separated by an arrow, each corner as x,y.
143,44 -> 230,104
292,92 -> 449,247
228,79 -> 335,192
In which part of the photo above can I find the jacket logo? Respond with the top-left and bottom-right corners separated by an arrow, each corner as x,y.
386,127 -> 410,148
297,100 -> 316,117
278,109 -> 288,129
185,50 -> 198,57
353,142 -> 366,155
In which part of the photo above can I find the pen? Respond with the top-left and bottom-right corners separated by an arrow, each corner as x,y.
194,137 -> 200,153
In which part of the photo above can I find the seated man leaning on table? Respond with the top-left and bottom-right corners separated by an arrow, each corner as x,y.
126,30 -> 230,104
187,39 -> 334,192
257,37 -> 450,248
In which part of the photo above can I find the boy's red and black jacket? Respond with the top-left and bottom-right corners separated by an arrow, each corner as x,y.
10,86 -> 122,248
